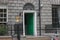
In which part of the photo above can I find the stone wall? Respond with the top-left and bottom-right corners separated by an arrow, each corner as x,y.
40,0 -> 60,34
40,0 -> 52,34
0,0 -> 60,36
7,0 -> 39,35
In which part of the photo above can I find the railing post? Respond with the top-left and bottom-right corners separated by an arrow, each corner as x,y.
38,0 -> 41,36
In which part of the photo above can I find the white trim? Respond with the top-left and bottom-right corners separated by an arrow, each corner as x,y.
23,10 -> 37,36
0,5 -> 7,9
7,5 -> 8,23
34,12 -> 37,36
0,5 -> 8,22
23,11 -> 25,36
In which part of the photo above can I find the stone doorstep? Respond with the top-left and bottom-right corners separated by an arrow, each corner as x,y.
19,36 -> 51,40
26,36 -> 51,40
12,36 -> 51,40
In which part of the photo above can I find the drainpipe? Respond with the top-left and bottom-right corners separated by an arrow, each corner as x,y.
38,0 -> 41,36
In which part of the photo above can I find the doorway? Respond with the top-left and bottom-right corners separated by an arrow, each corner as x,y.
25,13 -> 34,35
23,11 -> 37,36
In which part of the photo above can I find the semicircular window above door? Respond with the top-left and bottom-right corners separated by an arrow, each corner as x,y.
23,3 -> 35,10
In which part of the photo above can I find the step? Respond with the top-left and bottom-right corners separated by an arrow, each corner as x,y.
12,36 -> 51,40
25,36 -> 51,40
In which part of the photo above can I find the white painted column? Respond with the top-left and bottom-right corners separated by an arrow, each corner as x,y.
34,12 -> 37,36
23,12 -> 25,36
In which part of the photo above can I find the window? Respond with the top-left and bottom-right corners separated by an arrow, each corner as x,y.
0,7 -> 8,35
23,3 -> 35,10
0,9 -> 7,23
52,5 -> 60,28
45,5 -> 60,33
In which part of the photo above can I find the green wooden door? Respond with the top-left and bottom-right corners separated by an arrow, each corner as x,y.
25,13 -> 34,35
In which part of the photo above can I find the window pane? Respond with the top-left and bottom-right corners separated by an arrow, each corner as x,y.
0,14 -> 3,17
4,9 -> 6,12
0,9 -> 3,12
0,18 -> 3,22
4,14 -> 6,17
4,18 -> 6,22
52,7 -> 59,28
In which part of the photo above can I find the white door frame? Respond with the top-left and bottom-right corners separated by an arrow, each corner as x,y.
23,10 -> 37,36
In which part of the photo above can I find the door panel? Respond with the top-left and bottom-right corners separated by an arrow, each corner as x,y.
25,13 -> 34,35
